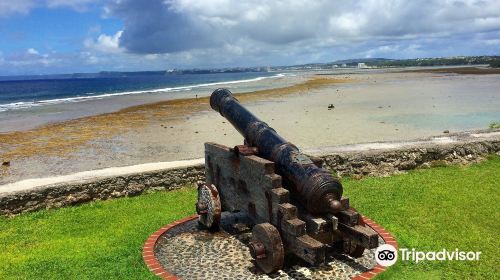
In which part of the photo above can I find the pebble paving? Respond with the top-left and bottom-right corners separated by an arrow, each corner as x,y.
155,213 -> 381,280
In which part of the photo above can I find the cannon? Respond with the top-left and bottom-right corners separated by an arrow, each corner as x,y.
196,88 -> 378,273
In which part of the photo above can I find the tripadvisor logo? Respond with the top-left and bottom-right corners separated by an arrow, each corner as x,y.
375,244 -> 398,267
374,244 -> 482,267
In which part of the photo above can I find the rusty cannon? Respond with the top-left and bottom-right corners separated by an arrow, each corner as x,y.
196,88 -> 378,273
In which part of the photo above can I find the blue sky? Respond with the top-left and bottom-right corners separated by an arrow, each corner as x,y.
0,0 -> 499,75
1,6 -> 120,54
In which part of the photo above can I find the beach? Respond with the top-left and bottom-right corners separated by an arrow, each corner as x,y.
1,67 -> 499,184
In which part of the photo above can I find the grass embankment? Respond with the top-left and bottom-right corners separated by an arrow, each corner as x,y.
1,156 -> 499,279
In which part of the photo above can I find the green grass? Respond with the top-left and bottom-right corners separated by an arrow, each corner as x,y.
0,157 -> 499,279
0,188 -> 197,280
489,121 -> 500,129
345,155 -> 500,279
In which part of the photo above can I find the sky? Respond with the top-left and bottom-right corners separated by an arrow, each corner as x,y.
0,0 -> 499,75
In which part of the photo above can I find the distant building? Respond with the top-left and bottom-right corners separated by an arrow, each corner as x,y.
332,64 -> 338,68
357,63 -> 368,69
341,63 -> 347,68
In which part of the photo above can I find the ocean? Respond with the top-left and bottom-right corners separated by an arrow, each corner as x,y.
0,71 -> 297,132
0,71 -> 281,112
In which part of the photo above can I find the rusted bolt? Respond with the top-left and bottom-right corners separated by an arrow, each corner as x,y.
249,241 -> 266,259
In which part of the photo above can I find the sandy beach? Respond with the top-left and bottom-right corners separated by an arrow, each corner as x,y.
1,67 -> 499,184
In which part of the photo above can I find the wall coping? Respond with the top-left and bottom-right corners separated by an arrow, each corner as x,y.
2,130 -> 498,196
0,158 -> 204,196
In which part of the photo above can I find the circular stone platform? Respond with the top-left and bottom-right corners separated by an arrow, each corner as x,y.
143,213 -> 398,280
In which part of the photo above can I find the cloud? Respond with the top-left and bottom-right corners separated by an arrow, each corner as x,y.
108,0 -> 215,53
484,39 -> 500,46
84,30 -> 124,53
4,49 -> 61,67
0,0 -> 36,16
27,48 -> 39,55
46,0 -> 102,11
0,0 -> 103,16
105,0 -> 500,58
2,0 -> 500,74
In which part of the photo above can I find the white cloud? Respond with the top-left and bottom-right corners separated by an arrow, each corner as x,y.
0,0 -> 36,16
2,0 -> 500,74
0,0 -> 103,16
5,49 -> 61,67
105,0 -> 500,58
484,39 -> 500,46
46,0 -> 101,11
27,48 -> 39,55
84,30 -> 124,53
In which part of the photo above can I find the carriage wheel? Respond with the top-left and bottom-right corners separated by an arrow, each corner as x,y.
196,183 -> 221,230
249,223 -> 284,273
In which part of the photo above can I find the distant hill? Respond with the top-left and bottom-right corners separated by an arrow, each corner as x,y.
332,58 -> 392,64
2,55 -> 499,81
275,55 -> 500,70
361,56 -> 499,67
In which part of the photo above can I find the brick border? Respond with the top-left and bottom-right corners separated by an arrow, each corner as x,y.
143,214 -> 398,280
351,215 -> 399,280
142,214 -> 199,280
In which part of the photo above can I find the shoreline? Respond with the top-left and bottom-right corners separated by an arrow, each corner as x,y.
0,72 -> 306,133
0,73 -> 286,112
0,75 -> 349,181
1,68 -> 499,184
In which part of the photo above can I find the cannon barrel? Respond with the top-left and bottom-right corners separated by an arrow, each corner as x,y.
210,88 -> 343,214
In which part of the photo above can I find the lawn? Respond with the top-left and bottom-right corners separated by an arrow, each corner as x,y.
0,156 -> 498,279
0,187 -> 197,280
345,155 -> 499,279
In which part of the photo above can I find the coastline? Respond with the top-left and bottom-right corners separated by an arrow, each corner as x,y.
0,75 -> 350,183
0,75 -> 348,159
0,72 -> 302,133
1,67 -> 499,184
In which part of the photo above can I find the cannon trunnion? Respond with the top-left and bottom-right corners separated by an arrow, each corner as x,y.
196,89 -> 378,273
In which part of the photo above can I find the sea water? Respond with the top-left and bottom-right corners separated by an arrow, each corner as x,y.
0,71 -> 293,132
0,72 -> 285,112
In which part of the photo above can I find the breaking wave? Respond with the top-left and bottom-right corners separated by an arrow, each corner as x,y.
0,73 -> 285,112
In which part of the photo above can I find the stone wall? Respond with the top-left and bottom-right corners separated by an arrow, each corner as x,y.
320,140 -> 500,178
1,139 -> 499,216
0,166 -> 204,216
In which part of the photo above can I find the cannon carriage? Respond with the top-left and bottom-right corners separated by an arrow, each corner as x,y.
195,88 -> 378,273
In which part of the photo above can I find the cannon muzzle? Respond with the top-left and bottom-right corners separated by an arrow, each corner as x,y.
210,88 -> 343,214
